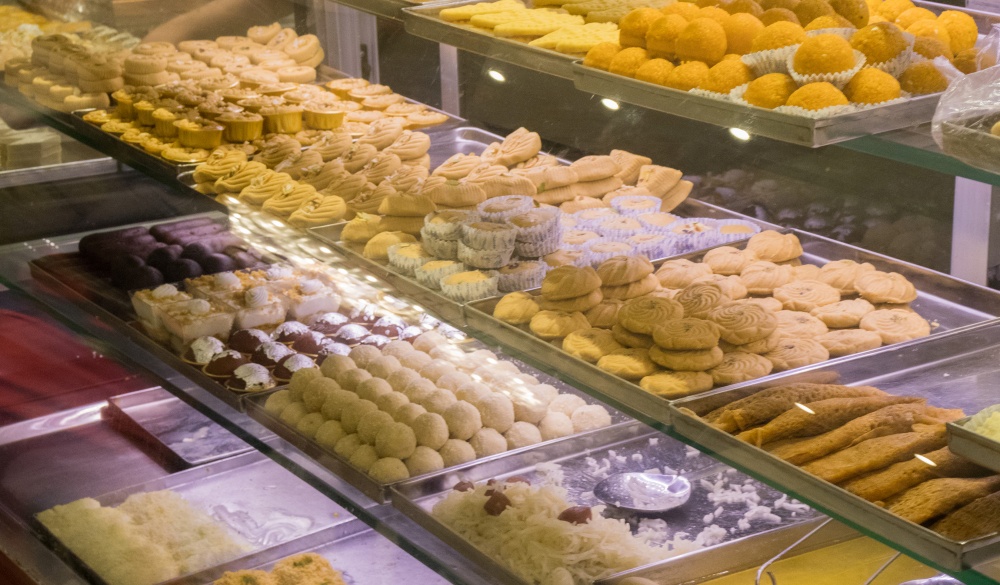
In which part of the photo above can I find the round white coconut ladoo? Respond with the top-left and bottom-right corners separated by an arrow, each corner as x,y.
279,402 -> 308,426
264,389 -> 292,415
438,439 -> 476,467
296,412 -> 325,438
395,403 -> 428,426
412,331 -> 448,353
320,355 -> 355,379
420,359 -> 456,383
387,368 -> 421,392
474,393 -> 515,433
403,378 -> 437,403
369,457 -> 409,482
505,421 -> 542,449
531,383 -> 559,405
381,340 -> 415,359
571,404 -> 612,432
314,420 -> 346,450
443,400 -> 482,440
302,377 -> 339,411
349,345 -> 382,369
357,410 -> 395,444
375,421 -> 417,459
547,394 -> 587,417
336,368 -> 373,392
349,444 -> 379,472
320,388 -> 359,421
400,351 -> 432,371
334,433 -> 362,458
367,355 -> 402,379
375,391 -> 411,418
289,368 -> 323,400
340,399 -> 378,433
412,412 -> 449,450
469,428 -> 507,457
356,377 -> 393,403
421,389 -> 458,414
405,445 -> 445,476
538,412 -> 574,441
513,396 -> 548,425
455,381 -> 491,404
436,370 -> 473,392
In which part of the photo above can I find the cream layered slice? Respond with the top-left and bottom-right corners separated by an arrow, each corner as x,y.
232,286 -> 287,331
283,278 -> 342,323
159,298 -> 236,351
131,284 -> 192,341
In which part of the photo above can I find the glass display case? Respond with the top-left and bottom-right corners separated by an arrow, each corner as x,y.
3,0 -> 1000,584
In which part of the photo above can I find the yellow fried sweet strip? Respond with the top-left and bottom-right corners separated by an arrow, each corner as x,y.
843,447 -> 987,503
493,14 -> 585,37
557,25 -> 624,52
705,383 -> 886,433
886,476 -> 1000,524
801,425 -> 948,484
439,0 -> 526,22
529,22 -> 617,50
933,490 -> 1000,541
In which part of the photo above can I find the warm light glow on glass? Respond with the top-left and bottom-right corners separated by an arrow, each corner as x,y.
487,69 -> 506,82
600,98 -> 620,111
915,454 -> 937,466
729,127 -> 751,141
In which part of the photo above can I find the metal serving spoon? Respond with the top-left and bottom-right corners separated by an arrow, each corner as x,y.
593,472 -> 692,513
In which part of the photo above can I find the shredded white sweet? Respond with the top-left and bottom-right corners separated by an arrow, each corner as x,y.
432,482 -> 701,585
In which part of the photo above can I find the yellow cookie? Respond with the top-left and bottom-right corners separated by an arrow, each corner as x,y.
652,318 -> 721,350
596,348 -> 659,379
810,298 -> 874,328
773,279 -> 841,311
708,303 -> 778,345
764,338 -> 830,371
530,310 -> 591,340
639,370 -> 714,398
655,258 -> 713,288
859,308 -> 930,344
708,351 -> 774,386
817,329 -> 883,357
649,345 -> 725,371
618,296 -> 685,334
493,291 -> 540,325
562,327 -> 624,362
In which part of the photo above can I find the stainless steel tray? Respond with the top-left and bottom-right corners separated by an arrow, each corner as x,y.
162,519 -> 450,585
70,108 -> 198,174
105,387 -> 253,468
571,62 -> 942,148
402,0 -> 579,79
668,318 -> 1000,572
948,417 -> 1000,475
244,350 -> 633,503
390,421 -> 822,585
32,450 -> 355,585
309,196 -> 783,328
463,228 -> 1000,430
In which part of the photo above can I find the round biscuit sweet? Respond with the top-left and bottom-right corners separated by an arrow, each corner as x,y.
562,328 -> 624,363
817,329 -> 883,357
601,273 -> 660,300
708,351 -> 774,386
855,271 -> 918,304
859,309 -> 931,344
493,291 -> 540,325
537,288 -> 604,313
611,324 -> 655,349
655,259 -> 714,288
596,348 -> 659,380
618,296 -> 685,334
652,318 -> 721,350
708,304 -> 778,345
773,279 -> 841,312
728,297 -> 784,313
702,246 -> 758,275
740,261 -> 795,295
774,310 -> 829,338
810,298 -> 875,328
745,230 -> 803,262
541,265 -> 602,301
763,338 -> 830,372
585,299 -> 624,329
639,371 -> 714,398
692,274 -> 748,300
816,259 -> 876,294
529,310 -> 591,340
676,282 -> 728,318
722,330 -> 783,355
649,345 -> 725,371
596,255 -> 655,286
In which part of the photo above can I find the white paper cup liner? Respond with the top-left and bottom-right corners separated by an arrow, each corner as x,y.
477,195 -> 534,222
458,240 -> 515,269
422,209 -> 478,240
850,90 -> 911,110
415,261 -> 466,290
439,271 -> 499,302
741,44 -> 799,76
461,221 -> 517,250
420,230 -> 459,259
610,195 -> 662,217
627,234 -> 677,260
665,218 -> 724,253
713,219 -> 763,244
497,262 -> 548,292
582,240 -> 635,267
688,88 -> 733,102
868,34 -> 914,78
513,207 -> 561,243
515,236 -> 561,258
571,208 -> 621,230
637,212 -> 681,235
388,243 -> 433,275
561,230 -> 604,250
788,49 -> 866,89
564,233 -> 606,251
805,28 -> 856,40
774,103 -> 856,118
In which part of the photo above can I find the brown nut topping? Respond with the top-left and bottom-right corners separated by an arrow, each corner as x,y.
483,491 -> 512,516
557,506 -> 593,525
453,480 -> 475,492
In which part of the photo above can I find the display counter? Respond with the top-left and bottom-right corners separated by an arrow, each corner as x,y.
2,1 -> 1000,584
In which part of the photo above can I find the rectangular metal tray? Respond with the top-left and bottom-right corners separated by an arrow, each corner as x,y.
948,416 -> 1000,475
105,387 -> 253,468
32,450 -> 355,585
402,0 -> 579,79
70,108 -> 198,174
244,351 -> 634,503
161,519 -> 450,585
390,421 -> 823,585
572,62 -> 942,148
463,228 -> 1000,430
308,194 -> 783,327
668,318 -> 1000,572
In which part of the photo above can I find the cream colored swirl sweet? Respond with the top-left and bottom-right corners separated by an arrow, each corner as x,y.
422,177 -> 487,208
321,173 -> 369,202
764,338 -> 830,372
529,310 -> 591,340
562,328 -> 623,363
740,261 -> 795,295
617,297 -> 684,334
244,286 -> 270,308
772,279 -> 841,312
816,259 -> 877,294
702,246 -> 758,276
649,345 -> 724,371
288,195 -> 348,228
855,271 -> 918,304
383,131 -> 432,161
299,160 -> 346,190
252,135 -> 301,168
773,310 -> 829,338
655,259 -> 713,289
386,165 -> 429,194
482,127 -> 542,167
810,298 -> 876,328
745,231 -> 803,263
432,153 -> 482,180
708,304 -> 778,346
307,130 -> 352,161
238,171 -> 295,206
465,163 -> 509,185
341,143 -> 379,174
708,351 -> 774,386
261,182 -> 320,217
347,182 -> 388,215
676,282 -> 727,319
493,291 -> 540,325
652,318 -> 720,350
596,348 -> 658,380
274,149 -> 324,180
358,117 -> 405,150
596,255 -> 654,287
585,299 -> 624,329
859,309 -> 931,344
694,274 -> 748,300
213,161 -> 268,194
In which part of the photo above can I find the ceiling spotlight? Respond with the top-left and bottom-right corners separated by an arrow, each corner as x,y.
600,98 -> 620,110
729,127 -> 751,141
